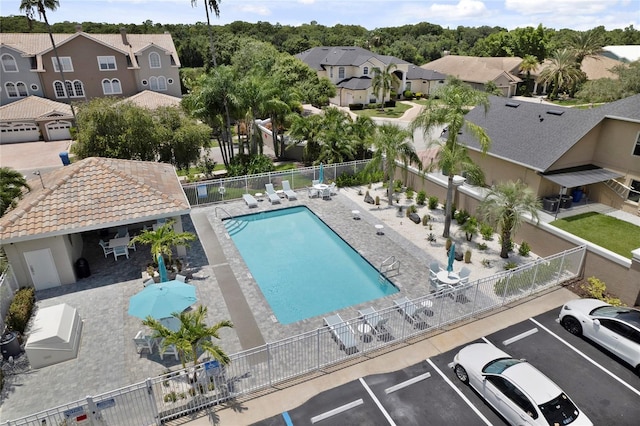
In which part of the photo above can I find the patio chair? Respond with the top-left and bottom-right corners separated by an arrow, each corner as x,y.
430,274 -> 449,295
307,186 -> 319,198
458,267 -> 471,285
358,307 -> 389,334
429,261 -> 443,274
323,313 -> 358,355
281,180 -> 297,200
321,187 -> 331,200
242,193 -> 258,208
175,274 -> 187,283
113,245 -> 129,261
394,296 -> 429,328
158,339 -> 180,361
312,179 -> 320,186
98,240 -> 113,258
133,331 -> 155,354
264,183 -> 281,204
329,182 -> 338,195
116,226 -> 129,238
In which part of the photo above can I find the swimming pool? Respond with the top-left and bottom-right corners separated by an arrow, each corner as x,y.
225,206 -> 398,324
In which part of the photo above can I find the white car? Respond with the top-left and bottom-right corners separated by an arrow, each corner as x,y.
559,298 -> 640,375
452,343 -> 592,426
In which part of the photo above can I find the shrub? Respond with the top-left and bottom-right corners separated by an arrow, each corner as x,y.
416,190 -> 427,205
455,209 -> 470,225
503,261 -> 518,270
464,249 -> 472,263
422,214 -> 430,226
403,89 -> 414,99
6,287 -> 35,334
482,258 -> 492,268
384,100 -> 396,108
408,204 -> 417,214
415,92 -> 423,99
405,188 -> 414,200
461,217 -> 478,241
164,391 -> 178,403
477,242 -> 488,250
393,179 -> 404,193
581,277 -> 624,306
335,169 -> 383,187
428,196 -> 439,209
480,223 -> 494,240
518,241 -> 531,256
494,259 -> 562,297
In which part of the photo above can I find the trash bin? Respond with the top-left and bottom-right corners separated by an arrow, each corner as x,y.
543,197 -> 559,212
75,257 -> 91,278
572,189 -> 583,203
59,151 -> 70,166
1,331 -> 21,360
560,195 -> 573,209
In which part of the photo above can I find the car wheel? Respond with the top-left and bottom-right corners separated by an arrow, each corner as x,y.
454,364 -> 469,384
562,316 -> 583,336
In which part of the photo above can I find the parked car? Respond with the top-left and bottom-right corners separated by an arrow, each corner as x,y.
452,343 -> 592,426
559,298 -> 640,375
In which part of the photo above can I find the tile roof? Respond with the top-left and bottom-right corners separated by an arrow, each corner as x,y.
0,96 -> 73,121
459,94 -> 640,172
115,90 -> 182,109
295,46 -> 407,70
422,55 -> 523,84
0,157 -> 190,243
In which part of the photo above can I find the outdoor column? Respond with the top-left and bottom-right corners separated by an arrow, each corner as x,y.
173,216 -> 187,257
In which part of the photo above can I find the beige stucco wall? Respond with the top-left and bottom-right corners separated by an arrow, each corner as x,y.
134,46 -> 181,97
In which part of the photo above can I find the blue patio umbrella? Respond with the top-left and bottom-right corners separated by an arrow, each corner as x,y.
157,253 -> 168,283
447,242 -> 456,273
318,162 -> 324,183
128,280 -> 197,320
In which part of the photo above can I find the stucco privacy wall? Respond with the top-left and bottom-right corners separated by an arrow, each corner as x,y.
397,166 -> 640,306
4,235 -> 76,287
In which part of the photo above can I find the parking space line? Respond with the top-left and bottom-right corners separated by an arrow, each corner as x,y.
529,318 -> 640,398
502,328 -> 538,346
384,372 -> 431,394
282,411 -> 294,426
310,399 -> 364,424
426,359 -> 493,426
359,377 -> 397,426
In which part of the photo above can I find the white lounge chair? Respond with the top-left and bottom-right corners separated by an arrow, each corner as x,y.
133,331 -> 155,354
358,307 -> 389,333
265,183 -> 281,204
394,296 -> 428,328
242,193 -> 258,208
98,240 -> 113,258
281,180 -> 297,200
323,313 -> 358,354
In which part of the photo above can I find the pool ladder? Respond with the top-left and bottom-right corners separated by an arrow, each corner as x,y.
379,255 -> 400,281
215,206 -> 246,235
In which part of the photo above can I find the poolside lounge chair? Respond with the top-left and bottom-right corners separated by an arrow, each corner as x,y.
358,307 -> 390,335
242,193 -> 258,208
265,183 -> 281,204
323,313 -> 358,354
394,296 -> 429,328
281,180 -> 297,200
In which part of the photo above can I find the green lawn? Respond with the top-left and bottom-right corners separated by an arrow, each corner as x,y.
352,102 -> 412,118
550,212 -> 640,259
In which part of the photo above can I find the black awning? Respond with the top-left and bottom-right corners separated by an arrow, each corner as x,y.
541,167 -> 623,188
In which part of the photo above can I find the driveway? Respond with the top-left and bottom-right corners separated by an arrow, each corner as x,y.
0,140 -> 73,175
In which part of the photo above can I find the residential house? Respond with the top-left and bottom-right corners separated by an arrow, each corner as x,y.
0,157 -> 190,290
295,46 -> 446,106
0,28 -> 181,107
422,55 -> 522,97
458,95 -> 640,216
0,96 -> 73,143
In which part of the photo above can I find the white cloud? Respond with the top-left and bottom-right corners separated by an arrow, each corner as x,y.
238,4 -> 272,16
298,0 -> 316,4
430,0 -> 489,18
504,0 -> 610,15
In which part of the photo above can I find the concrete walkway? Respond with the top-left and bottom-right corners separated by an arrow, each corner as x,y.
182,287 -> 579,425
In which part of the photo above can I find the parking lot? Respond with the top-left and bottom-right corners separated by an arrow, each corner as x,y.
253,307 -> 640,425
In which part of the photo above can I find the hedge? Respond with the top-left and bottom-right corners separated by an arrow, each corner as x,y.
6,287 -> 35,334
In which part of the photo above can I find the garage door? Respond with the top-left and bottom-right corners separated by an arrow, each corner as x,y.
0,122 -> 40,144
46,120 -> 72,141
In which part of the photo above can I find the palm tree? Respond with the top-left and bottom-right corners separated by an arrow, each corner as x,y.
366,123 -> 422,207
410,78 -> 491,238
190,0 -> 221,68
287,113 -> 323,164
569,30 -> 604,65
20,0 -> 77,123
371,63 -> 399,111
143,305 -> 233,372
519,54 -> 538,96
477,180 -> 541,258
351,115 -> 376,160
316,107 -> 357,164
129,220 -> 196,265
538,49 -> 586,99
0,167 -> 31,217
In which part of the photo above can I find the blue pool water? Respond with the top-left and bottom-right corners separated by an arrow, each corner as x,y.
224,206 -> 398,324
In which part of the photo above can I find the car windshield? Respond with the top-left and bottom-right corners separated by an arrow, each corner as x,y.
592,306 -> 640,328
539,393 -> 580,425
482,357 -> 523,374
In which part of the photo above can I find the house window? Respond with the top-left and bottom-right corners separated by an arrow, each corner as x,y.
170,56 -> 176,66
633,132 -> 640,156
149,52 -> 161,69
30,83 -> 39,91
97,56 -> 117,71
338,67 -> 345,79
102,78 -> 122,95
5,82 -> 27,98
1,54 -> 18,72
363,66 -> 369,75
16,82 -> 27,97
53,80 -> 85,98
629,179 -> 640,203
52,56 -> 73,72
149,76 -> 167,91
330,67 -> 333,78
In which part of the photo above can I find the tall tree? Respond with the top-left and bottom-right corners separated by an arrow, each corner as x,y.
519,54 -> 539,96
538,48 -> 586,99
143,305 -> 233,372
0,167 -> 31,217
410,78 -> 491,238
129,220 -> 197,265
478,180 -> 541,258
569,29 -> 604,65
190,0 -> 221,67
19,0 -> 77,124
366,123 -> 422,206
316,107 -> 357,164
372,63 -> 399,111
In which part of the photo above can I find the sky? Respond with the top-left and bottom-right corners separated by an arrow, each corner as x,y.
2,0 -> 639,32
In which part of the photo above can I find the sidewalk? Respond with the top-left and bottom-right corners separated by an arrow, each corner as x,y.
183,287 -> 579,425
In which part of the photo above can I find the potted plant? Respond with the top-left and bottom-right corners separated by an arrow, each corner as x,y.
464,249 -> 472,263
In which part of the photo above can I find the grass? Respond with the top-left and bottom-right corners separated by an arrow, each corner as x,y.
550,212 -> 640,259
352,102 -> 412,118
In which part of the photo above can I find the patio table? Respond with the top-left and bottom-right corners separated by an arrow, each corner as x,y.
108,236 -> 130,249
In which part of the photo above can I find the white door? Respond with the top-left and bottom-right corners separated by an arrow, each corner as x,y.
0,122 -> 40,144
46,120 -> 72,141
23,248 -> 61,290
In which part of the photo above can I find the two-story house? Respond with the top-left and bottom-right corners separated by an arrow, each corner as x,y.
296,46 -> 446,107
